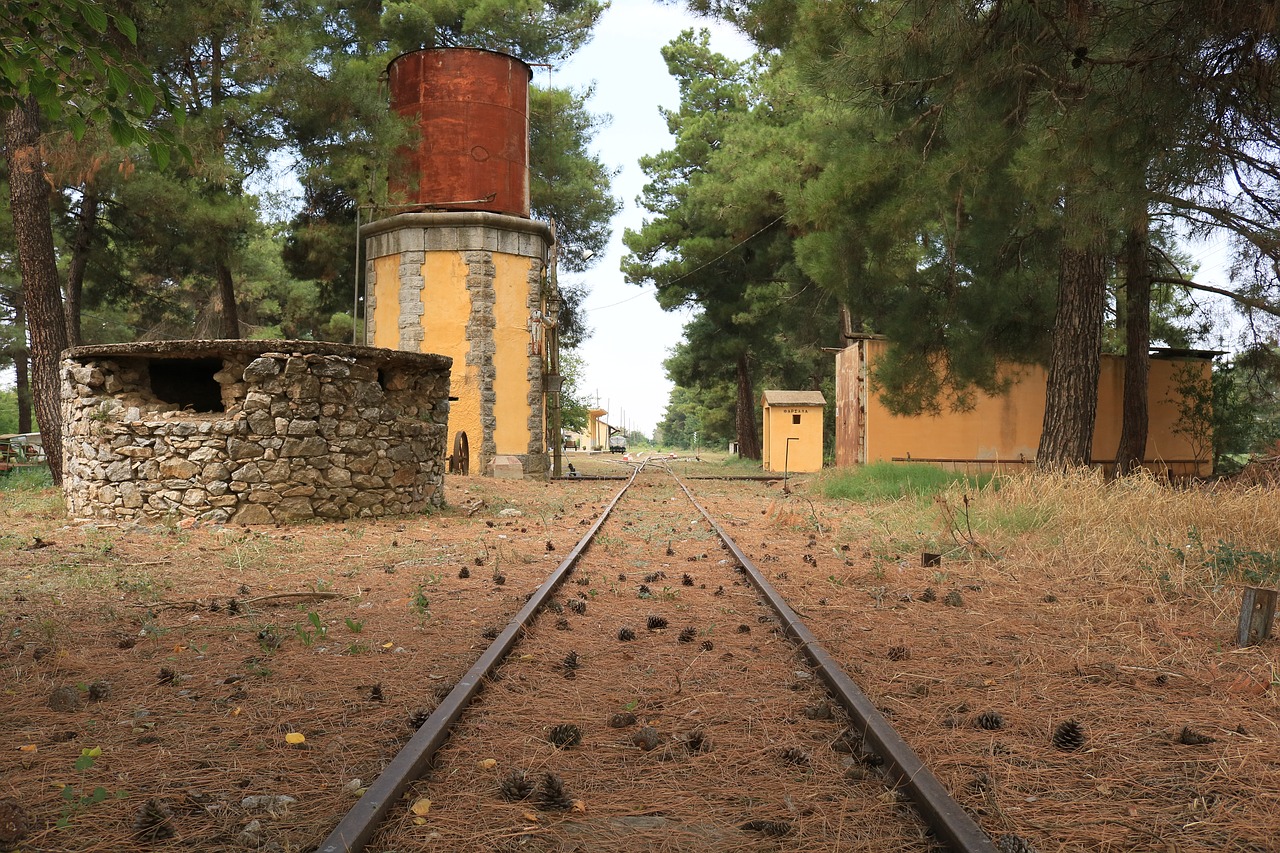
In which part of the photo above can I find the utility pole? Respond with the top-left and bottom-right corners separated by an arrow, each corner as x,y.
546,221 -> 563,478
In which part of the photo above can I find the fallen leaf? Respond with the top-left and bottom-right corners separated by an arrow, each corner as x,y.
522,811 -> 541,823
382,642 -> 394,649
413,817 -> 427,826
284,732 -> 306,745
411,797 -> 432,816
232,706 -> 242,716
571,799 -> 587,813
477,758 -> 497,770
18,744 -> 37,752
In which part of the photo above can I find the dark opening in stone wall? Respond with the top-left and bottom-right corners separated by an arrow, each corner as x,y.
149,358 -> 224,412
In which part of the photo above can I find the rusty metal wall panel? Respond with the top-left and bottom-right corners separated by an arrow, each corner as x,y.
388,48 -> 531,218
834,344 -> 861,467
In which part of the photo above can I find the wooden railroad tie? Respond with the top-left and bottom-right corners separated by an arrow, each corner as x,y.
1237,586 -> 1278,647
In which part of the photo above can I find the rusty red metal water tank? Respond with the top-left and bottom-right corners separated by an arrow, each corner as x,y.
387,48 -> 532,219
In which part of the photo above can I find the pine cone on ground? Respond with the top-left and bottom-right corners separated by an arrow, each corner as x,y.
780,747 -> 810,766
741,819 -> 792,837
976,710 -> 1005,731
677,627 -> 697,643
566,599 -> 586,615
1052,720 -> 1086,751
996,833 -> 1039,853
536,773 -> 573,810
0,796 -> 31,850
646,615 -> 668,630
1178,726 -> 1216,745
132,798 -> 175,841
685,729 -> 710,752
561,651 -> 580,676
608,712 -> 637,728
617,627 -> 635,641
920,587 -> 937,603
499,769 -> 533,802
943,590 -> 964,607
547,724 -> 582,748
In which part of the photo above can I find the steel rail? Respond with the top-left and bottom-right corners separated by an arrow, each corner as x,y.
318,462 -> 993,852
315,464 -> 645,853
674,476 -> 998,853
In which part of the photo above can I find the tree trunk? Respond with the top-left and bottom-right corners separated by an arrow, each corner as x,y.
1037,200 -> 1108,470
735,350 -> 761,460
209,32 -> 241,340
64,181 -> 100,348
14,295 -> 32,434
1115,218 -> 1151,476
15,346 -> 32,434
4,98 -> 68,483
215,257 -> 240,339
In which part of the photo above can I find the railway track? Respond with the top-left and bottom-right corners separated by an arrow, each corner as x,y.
317,463 -> 998,852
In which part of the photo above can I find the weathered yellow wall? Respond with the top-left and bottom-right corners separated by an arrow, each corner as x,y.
493,254 -> 536,457
420,252 -> 479,470
371,255 -> 402,350
860,340 -> 1211,473
587,409 -> 609,450
762,405 -> 824,473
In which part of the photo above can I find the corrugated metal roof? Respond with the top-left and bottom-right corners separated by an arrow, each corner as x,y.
762,390 -> 826,407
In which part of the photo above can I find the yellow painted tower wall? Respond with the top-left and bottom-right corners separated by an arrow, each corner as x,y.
363,212 -> 552,477
492,254 -> 537,457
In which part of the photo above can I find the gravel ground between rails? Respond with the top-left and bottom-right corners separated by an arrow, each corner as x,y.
2,457 -> 1279,853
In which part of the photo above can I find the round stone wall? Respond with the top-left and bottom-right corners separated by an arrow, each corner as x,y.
61,340 -> 452,524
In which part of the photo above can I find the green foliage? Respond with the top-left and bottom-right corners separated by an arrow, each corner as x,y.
0,465 -> 54,491
1206,539 -> 1280,587
1163,356 -> 1279,473
625,33 -> 840,459
531,86 -> 621,274
820,463 -> 988,503
293,611 -> 328,647
558,351 -> 590,433
657,384 -> 734,450
0,388 -> 18,434
57,746 -> 126,827
0,0 -> 184,157
380,0 -> 606,63
411,587 -> 430,615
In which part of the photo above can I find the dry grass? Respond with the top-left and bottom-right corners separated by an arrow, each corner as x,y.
3,463 -> 1280,852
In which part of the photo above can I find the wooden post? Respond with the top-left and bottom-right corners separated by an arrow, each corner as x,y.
1237,587 -> 1278,647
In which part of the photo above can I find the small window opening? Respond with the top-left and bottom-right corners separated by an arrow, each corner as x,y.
149,358 -> 224,412
792,414 -> 802,425
378,368 -> 389,390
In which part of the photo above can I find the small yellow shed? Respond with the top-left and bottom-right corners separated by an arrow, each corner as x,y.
761,390 -> 826,473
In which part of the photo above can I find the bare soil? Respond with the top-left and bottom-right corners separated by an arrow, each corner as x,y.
2,455 -> 1279,852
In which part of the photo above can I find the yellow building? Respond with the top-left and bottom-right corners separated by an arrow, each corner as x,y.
761,390 -> 826,473
834,338 -> 1213,476
363,212 -> 554,478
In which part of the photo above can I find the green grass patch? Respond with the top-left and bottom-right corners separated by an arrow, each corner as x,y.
0,465 -> 53,491
820,462 -> 989,502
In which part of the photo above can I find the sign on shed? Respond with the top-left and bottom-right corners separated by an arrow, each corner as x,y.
761,390 -> 826,473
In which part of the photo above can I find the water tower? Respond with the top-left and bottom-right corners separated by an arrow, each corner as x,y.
361,48 -> 555,479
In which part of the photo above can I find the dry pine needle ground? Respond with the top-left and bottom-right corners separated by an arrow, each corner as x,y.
1,459 -> 1279,852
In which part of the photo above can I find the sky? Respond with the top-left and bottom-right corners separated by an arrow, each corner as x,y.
543,1 -> 756,438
